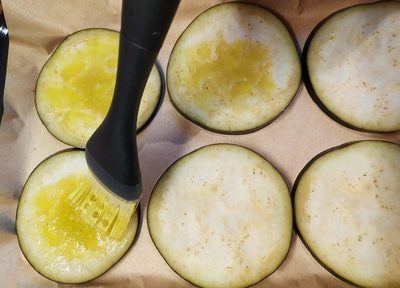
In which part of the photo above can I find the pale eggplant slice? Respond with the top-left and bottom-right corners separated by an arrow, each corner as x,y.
16,150 -> 139,284
305,2 -> 400,132
36,29 -> 163,148
294,141 -> 400,288
148,144 -> 292,288
167,3 -> 301,134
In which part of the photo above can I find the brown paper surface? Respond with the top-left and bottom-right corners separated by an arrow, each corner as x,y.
0,0 -> 398,287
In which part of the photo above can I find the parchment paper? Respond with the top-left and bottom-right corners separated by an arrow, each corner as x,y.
0,0 -> 399,287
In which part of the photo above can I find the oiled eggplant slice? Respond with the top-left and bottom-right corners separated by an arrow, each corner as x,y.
16,150 -> 139,284
36,29 -> 162,148
167,3 -> 301,134
148,144 -> 292,288
294,141 -> 400,288
305,2 -> 400,132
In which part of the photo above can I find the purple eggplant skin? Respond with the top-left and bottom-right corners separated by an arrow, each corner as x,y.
147,143 -> 294,288
302,1 -> 400,134
167,2 -> 302,135
35,28 -> 165,148
15,148 -> 142,285
292,140 -> 400,288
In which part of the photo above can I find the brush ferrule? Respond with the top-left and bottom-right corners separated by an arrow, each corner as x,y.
85,147 -> 142,202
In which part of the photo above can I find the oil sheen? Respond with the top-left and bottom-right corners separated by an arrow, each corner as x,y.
33,174 -> 125,260
43,35 -> 118,135
181,32 -> 275,114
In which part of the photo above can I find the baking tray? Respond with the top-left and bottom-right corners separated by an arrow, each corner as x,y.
0,0 -> 398,287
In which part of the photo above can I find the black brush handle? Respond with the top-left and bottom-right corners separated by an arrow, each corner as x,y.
0,12 -> 8,125
121,0 -> 180,52
86,0 -> 180,201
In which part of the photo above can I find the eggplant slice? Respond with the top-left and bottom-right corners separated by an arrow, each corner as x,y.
36,29 -> 162,148
294,141 -> 400,288
16,150 -> 139,284
305,2 -> 400,132
148,144 -> 292,288
167,3 -> 301,134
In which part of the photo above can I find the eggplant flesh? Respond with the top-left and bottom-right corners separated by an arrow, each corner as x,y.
16,150 -> 139,284
35,29 -> 162,148
294,141 -> 400,288
148,144 -> 292,288
167,3 -> 301,134
306,2 -> 400,132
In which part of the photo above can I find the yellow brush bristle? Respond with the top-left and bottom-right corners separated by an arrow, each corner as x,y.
70,175 -> 137,240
